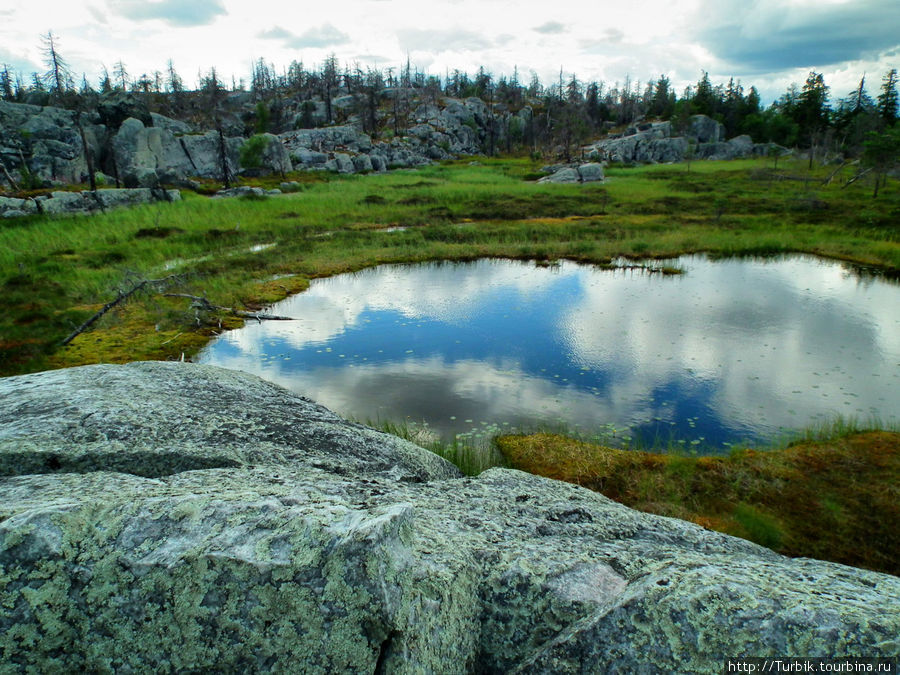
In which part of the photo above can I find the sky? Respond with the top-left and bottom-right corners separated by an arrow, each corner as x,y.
1,0 -> 898,106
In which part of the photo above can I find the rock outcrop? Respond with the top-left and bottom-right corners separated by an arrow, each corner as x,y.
1,362 -> 897,673
111,117 -> 245,188
538,162 -> 605,183
585,114 -> 788,165
0,101 -> 104,186
0,188 -> 181,218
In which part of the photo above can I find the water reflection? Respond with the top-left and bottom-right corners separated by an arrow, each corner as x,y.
197,256 -> 899,451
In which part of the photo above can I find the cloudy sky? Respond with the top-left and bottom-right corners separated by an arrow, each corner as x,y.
1,0 -> 898,105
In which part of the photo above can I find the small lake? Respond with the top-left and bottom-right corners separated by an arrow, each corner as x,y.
197,256 -> 899,452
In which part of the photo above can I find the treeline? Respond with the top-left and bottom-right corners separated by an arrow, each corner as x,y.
1,31 -> 897,158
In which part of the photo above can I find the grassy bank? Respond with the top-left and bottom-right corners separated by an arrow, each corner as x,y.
2,156 -> 898,375
496,426 -> 900,576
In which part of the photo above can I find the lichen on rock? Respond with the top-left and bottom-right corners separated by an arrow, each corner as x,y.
1,362 -> 897,672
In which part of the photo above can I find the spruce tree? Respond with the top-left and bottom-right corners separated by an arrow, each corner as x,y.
877,69 -> 898,125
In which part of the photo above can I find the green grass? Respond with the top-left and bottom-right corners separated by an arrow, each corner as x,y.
2,156 -> 897,376
362,418 -> 506,477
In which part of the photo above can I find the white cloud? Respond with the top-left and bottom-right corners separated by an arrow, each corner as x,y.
109,0 -> 227,27
396,27 -> 496,53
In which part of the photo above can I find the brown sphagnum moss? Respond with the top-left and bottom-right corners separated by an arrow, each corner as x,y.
496,431 -> 900,576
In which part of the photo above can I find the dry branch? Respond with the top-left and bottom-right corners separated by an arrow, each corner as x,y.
163,293 -> 294,321
60,274 -> 182,346
843,167 -> 874,188
0,160 -> 18,191
821,160 -> 851,186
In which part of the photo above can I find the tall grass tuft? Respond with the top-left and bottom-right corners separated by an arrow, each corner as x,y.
363,418 -> 507,476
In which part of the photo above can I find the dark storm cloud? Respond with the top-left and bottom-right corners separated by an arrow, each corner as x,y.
695,0 -> 900,72
533,21 -> 566,35
396,28 -> 495,52
111,0 -> 226,27
258,24 -> 350,49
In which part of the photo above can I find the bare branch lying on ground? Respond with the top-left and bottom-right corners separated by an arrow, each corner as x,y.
60,274 -> 183,346
163,293 -> 294,321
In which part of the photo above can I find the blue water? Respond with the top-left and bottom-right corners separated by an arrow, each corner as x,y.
197,256 -> 899,451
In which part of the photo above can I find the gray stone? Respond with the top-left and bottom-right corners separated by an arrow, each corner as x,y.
0,362 -> 897,673
37,191 -> 91,215
292,148 -> 329,167
0,196 -> 28,213
112,118 -> 241,185
370,153 -> 388,172
538,167 -> 581,183
91,188 -> 154,209
352,154 -> 373,173
333,152 -> 356,173
150,112 -> 192,135
97,91 -> 152,130
644,137 -> 688,162
0,188 -> 180,218
279,181 -> 302,193
0,101 -> 100,185
687,114 -> 725,143
727,134 -> 754,156
213,186 -> 268,199
586,132 -> 688,164
91,188 -> 180,210
254,132 -> 292,175
577,163 -> 605,182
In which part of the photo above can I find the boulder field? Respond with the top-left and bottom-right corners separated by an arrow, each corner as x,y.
1,362 -> 897,672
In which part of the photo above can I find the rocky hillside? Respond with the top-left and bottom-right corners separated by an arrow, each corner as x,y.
1,362 -> 897,672
0,87 -> 778,213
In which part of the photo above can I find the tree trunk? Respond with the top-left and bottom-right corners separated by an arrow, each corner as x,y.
76,112 -> 96,191
216,120 -> 231,189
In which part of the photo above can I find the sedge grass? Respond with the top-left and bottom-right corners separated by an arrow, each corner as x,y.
1,156 -> 897,375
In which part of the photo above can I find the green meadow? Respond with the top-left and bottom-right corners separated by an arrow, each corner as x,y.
3,156 -> 897,374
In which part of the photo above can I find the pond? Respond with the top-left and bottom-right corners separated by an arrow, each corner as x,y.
197,256 -> 899,452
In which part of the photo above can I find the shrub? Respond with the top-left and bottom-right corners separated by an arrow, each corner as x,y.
239,134 -> 269,169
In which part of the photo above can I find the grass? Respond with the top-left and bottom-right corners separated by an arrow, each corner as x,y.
495,417 -> 900,576
2,156 -> 897,375
363,418 -> 506,477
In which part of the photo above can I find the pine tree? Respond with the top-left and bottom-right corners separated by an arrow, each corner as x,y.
0,64 -> 13,101
794,71 -> 830,146
693,71 -> 715,117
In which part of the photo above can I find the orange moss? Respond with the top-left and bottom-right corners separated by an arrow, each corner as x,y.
496,431 -> 900,575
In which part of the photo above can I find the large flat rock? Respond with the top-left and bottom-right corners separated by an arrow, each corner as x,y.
1,362 -> 897,672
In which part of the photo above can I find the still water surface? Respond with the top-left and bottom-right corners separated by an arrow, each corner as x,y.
198,256 -> 899,451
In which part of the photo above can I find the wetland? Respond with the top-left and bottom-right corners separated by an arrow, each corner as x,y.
198,255 -> 899,450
